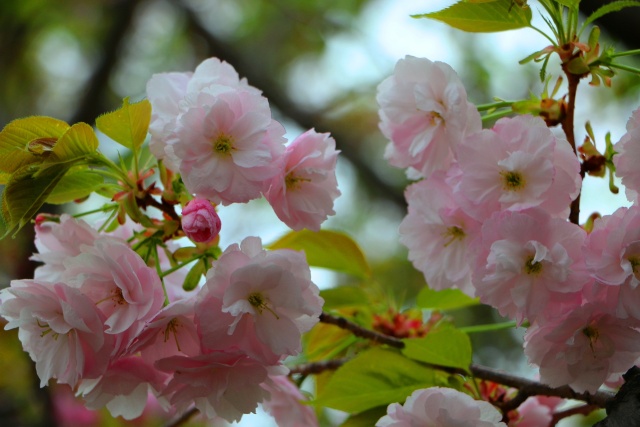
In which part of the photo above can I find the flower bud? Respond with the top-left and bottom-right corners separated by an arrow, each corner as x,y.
181,199 -> 221,243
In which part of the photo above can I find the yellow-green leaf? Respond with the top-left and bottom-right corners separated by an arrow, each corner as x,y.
2,163 -> 69,237
314,347 -> 437,413
0,116 -> 69,174
402,328 -> 472,372
416,286 -> 479,311
183,259 -> 206,291
268,230 -> 371,279
50,122 -> 99,163
45,168 -> 104,204
413,0 -> 532,32
96,97 -> 151,150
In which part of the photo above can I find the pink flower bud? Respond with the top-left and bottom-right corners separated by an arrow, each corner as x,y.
181,199 -> 221,243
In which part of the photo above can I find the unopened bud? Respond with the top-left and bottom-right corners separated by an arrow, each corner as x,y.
181,198 -> 221,243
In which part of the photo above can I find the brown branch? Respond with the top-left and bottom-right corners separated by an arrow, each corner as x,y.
316,311 -> 615,411
561,65 -> 583,225
289,358 -> 349,375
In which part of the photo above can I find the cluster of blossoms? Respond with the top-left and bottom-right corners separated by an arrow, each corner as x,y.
0,56 -> 343,425
379,56 -> 640,399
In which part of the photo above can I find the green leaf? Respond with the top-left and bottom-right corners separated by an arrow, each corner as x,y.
320,287 -> 371,310
50,122 -> 99,162
402,328 -> 472,372
268,230 -> 371,279
582,1 -> 640,31
45,168 -> 104,204
0,116 -> 69,174
2,163 -> 69,237
314,347 -> 437,413
96,97 -> 151,150
416,287 -> 479,311
413,0 -> 532,32
183,259 -> 206,291
340,406 -> 389,427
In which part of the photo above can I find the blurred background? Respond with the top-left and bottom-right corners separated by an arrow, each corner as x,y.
0,0 -> 639,426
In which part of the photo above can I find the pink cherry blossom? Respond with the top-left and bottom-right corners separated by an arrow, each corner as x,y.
156,351 -> 280,422
455,115 -> 581,221
613,107 -> 640,203
261,375 -> 318,427
147,57 -> 261,171
62,237 -> 165,337
473,208 -> 588,324
264,129 -> 341,231
524,303 -> 640,393
198,236 -> 323,358
584,205 -> 640,320
31,214 -> 100,281
376,387 -> 506,427
399,169 -> 481,296
0,280 -> 112,388
129,298 -> 202,364
78,356 -> 168,420
508,396 -> 562,427
181,198 -> 221,243
173,89 -> 286,204
377,55 -> 481,179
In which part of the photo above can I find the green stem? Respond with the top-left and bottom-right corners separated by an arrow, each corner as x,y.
609,62 -> 640,75
458,321 -> 518,334
161,255 -> 204,278
609,49 -> 640,59
529,24 -> 557,46
152,244 -> 170,306
476,101 -> 514,112
72,204 -> 118,218
481,109 -> 513,123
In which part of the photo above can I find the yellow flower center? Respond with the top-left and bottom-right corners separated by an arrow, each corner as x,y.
213,134 -> 234,155
500,170 -> 525,191
442,226 -> 466,247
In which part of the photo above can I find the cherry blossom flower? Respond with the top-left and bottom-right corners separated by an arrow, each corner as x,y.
508,396 -> 562,427
377,55 -> 481,179
613,107 -> 640,203
399,169 -> 481,296
261,375 -> 318,427
156,351 -> 282,422
173,89 -> 286,205
197,236 -> 323,358
473,208 -> 588,324
0,280 -> 112,388
524,303 -> 640,393
181,198 -> 221,243
78,356 -> 168,420
455,115 -> 581,221
584,205 -> 640,320
264,129 -> 341,231
62,237 -> 165,338
31,214 -> 99,281
376,387 -> 506,426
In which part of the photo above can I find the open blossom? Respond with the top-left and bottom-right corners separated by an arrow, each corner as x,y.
261,375 -> 318,427
31,214 -> 99,281
0,280 -> 112,388
77,356 -> 168,420
584,205 -> 640,320
376,387 -> 506,427
181,198 -> 221,243
265,129 -> 341,231
455,115 -> 581,221
62,237 -> 165,337
147,57 -> 260,170
197,236 -> 323,359
508,396 -> 562,427
473,208 -> 588,324
377,55 -> 481,179
147,57 -> 286,205
156,351 -> 279,422
173,89 -> 286,204
613,107 -> 640,202
399,169 -> 481,296
524,303 -> 640,393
